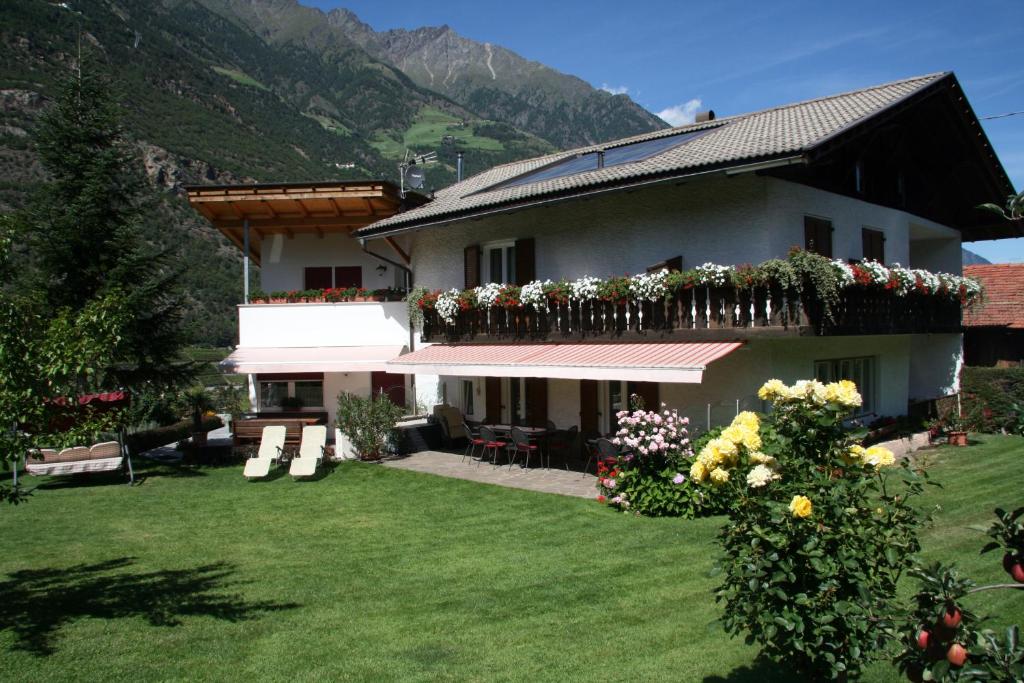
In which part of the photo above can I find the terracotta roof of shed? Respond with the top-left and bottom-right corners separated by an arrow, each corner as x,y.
963,264 -> 1024,329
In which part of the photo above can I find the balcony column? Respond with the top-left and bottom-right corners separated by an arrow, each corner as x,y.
242,218 -> 250,304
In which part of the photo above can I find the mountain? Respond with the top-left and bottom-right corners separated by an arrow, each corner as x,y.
0,0 -> 666,345
962,248 -> 991,266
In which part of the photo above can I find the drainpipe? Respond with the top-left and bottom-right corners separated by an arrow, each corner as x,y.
242,218 -> 250,304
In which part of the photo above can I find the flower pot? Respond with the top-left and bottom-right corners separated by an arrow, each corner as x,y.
947,431 -> 968,447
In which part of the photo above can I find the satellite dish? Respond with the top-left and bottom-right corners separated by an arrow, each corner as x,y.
404,165 -> 426,190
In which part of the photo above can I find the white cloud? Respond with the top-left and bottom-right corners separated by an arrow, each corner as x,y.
600,83 -> 629,95
656,98 -> 702,126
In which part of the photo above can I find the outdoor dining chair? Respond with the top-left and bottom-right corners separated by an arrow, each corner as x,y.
477,426 -> 507,468
462,421 -> 486,463
506,426 -> 542,471
547,425 -> 579,470
581,429 -> 603,477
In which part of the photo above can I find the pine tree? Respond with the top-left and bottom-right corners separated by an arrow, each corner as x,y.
13,55 -> 192,389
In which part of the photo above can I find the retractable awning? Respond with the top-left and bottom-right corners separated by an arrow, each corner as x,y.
386,342 -> 743,383
220,345 -> 405,374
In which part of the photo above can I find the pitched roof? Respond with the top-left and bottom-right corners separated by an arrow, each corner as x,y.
963,264 -> 1024,329
359,72 -> 969,236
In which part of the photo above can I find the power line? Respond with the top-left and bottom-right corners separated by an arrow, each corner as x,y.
981,111 -> 1024,120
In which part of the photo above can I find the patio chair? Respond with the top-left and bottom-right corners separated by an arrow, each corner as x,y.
548,425 -> 579,470
506,426 -> 542,471
243,425 -> 286,479
289,425 -> 327,479
477,426 -> 507,468
581,429 -> 602,477
462,421 -> 486,463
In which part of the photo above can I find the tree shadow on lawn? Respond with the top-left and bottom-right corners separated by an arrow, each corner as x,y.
0,557 -> 298,656
703,657 -> 794,683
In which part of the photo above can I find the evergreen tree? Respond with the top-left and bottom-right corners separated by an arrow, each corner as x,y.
13,56 -> 193,389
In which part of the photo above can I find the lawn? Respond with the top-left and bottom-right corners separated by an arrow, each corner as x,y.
1,436 -> 1022,682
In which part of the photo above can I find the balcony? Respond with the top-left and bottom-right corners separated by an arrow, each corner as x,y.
420,286 -> 963,343
239,301 -> 411,349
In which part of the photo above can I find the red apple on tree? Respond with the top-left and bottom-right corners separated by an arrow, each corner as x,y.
941,605 -> 962,629
946,643 -> 968,667
1010,561 -> 1024,584
915,629 -> 930,650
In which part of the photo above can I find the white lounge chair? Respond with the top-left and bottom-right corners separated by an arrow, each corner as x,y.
243,426 -> 286,479
289,425 -> 327,479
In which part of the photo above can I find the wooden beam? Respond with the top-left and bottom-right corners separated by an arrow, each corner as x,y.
260,200 -> 278,218
385,237 -> 411,265
208,216 -> 384,230
315,226 -> 324,239
188,189 -> 386,203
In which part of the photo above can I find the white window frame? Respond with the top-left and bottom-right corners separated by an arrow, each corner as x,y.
481,240 -> 516,285
813,356 -> 876,416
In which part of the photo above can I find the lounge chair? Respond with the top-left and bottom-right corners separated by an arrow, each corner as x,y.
243,426 -> 286,479
289,425 -> 327,479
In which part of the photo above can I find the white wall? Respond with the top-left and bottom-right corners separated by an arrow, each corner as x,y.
238,301 -> 411,348
324,371 -> 372,428
260,232 -> 403,292
908,333 -> 962,401
407,174 -> 963,290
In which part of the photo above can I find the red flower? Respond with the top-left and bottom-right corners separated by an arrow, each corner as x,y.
596,495 -> 606,504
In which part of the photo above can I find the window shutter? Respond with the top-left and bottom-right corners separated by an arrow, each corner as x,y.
647,255 -> 682,273
862,228 -> 885,263
334,266 -> 362,289
804,217 -> 833,258
524,377 -> 548,427
303,267 -> 333,290
514,237 -> 535,285
464,244 -> 480,289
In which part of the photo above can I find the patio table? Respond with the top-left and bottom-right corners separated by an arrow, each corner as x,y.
485,425 -> 552,467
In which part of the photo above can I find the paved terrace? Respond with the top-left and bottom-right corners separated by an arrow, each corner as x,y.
383,451 -> 598,499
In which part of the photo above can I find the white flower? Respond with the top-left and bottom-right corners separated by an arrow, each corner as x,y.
695,262 -> 732,287
435,289 -> 462,324
629,269 -> 668,301
474,282 -> 503,308
746,464 -> 781,488
831,259 -> 855,287
570,276 -> 601,300
859,259 -> 891,286
520,280 -> 552,308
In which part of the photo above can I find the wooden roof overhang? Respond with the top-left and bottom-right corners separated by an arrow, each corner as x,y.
185,181 -> 427,265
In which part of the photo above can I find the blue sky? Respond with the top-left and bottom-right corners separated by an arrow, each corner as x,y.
305,0 -> 1024,262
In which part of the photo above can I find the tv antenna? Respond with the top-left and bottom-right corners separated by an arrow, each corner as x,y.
399,150 -> 436,197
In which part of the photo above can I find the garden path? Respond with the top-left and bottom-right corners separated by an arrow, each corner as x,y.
383,451 -> 597,498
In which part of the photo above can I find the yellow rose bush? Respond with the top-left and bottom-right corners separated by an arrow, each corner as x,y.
713,379 -> 928,681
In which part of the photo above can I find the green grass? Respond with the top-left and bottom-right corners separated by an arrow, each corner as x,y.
370,108 -> 508,160
2,436 -> 1022,681
210,66 -> 269,91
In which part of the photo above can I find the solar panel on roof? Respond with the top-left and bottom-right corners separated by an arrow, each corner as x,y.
488,126 -> 719,191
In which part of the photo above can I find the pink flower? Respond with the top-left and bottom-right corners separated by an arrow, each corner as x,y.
672,473 -> 686,484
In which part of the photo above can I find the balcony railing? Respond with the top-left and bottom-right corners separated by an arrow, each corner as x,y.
420,286 -> 962,343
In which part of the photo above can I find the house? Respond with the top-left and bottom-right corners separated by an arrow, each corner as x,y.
963,264 -> 1024,367
352,72 -> 1018,432
186,181 -> 428,428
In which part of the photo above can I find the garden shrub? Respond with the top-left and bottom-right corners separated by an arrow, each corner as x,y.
961,366 -> 1024,433
336,392 -> 402,460
710,379 -> 928,681
595,403 -> 699,516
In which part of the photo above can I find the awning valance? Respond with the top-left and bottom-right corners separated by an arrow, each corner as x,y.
220,345 -> 405,375
386,342 -> 743,383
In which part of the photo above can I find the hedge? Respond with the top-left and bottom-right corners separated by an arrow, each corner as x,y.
126,416 -> 223,455
961,366 -> 1024,432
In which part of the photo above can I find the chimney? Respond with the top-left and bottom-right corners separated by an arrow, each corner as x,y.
456,152 -> 464,182
695,110 -> 716,123
596,150 -> 605,169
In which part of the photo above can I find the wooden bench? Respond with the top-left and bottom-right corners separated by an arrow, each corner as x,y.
232,417 -> 325,447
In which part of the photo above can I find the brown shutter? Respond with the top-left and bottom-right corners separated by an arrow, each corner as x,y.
579,380 -> 599,434
464,244 -> 480,289
514,237 -> 535,285
304,267 -> 333,290
524,377 -> 548,427
334,266 -> 362,289
862,228 -> 885,263
484,377 -> 502,423
804,217 -> 833,258
647,255 -> 682,273
627,381 -> 660,412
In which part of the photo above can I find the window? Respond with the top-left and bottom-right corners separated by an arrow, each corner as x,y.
862,228 -> 885,263
814,357 -> 875,414
483,242 -> 516,284
461,380 -> 474,417
804,216 -> 833,258
304,267 -> 333,290
508,376 -> 524,425
303,266 -> 362,290
334,266 -> 362,289
258,377 -> 324,411
485,127 -> 720,191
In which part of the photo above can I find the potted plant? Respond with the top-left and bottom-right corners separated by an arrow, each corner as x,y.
945,414 -> 968,447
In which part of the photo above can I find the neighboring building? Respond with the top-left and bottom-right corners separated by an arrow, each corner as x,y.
963,264 -> 1024,367
186,181 -> 427,428
354,72 -> 1018,430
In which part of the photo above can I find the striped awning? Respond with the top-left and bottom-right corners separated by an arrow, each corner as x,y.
220,345 -> 405,374
386,342 -> 743,383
